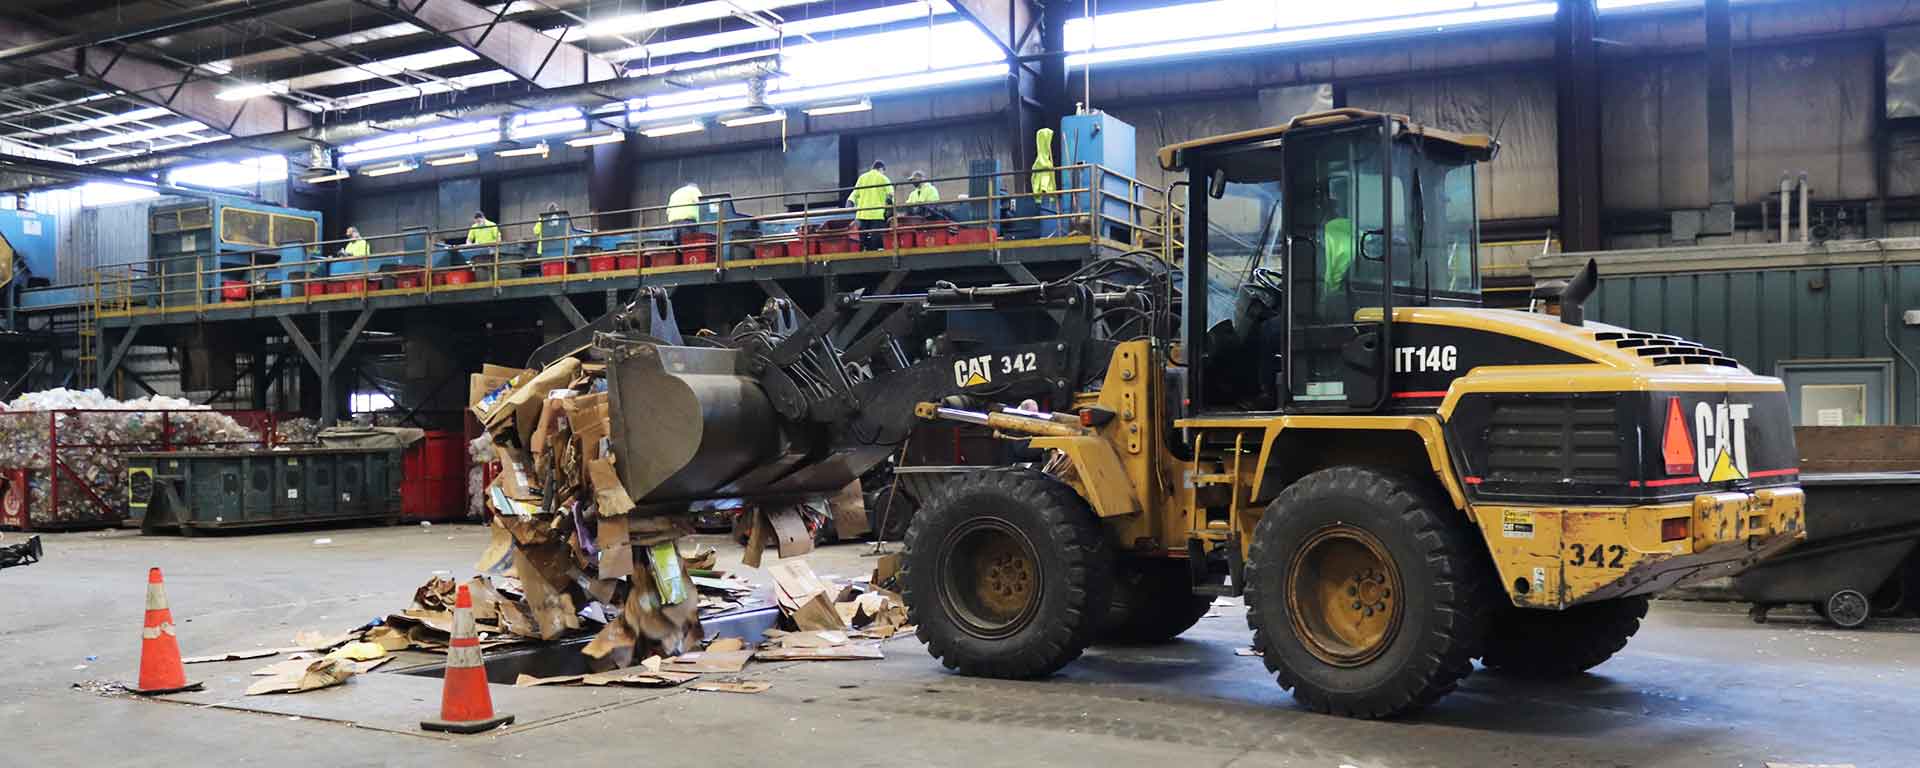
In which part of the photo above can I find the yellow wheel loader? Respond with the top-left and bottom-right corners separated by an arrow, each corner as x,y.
559,108 -> 1806,719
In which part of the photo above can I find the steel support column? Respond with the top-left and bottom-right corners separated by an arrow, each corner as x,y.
278,308 -> 373,426
1554,0 -> 1603,252
1704,0 -> 1735,235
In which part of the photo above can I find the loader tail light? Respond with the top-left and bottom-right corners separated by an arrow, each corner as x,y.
1662,397 -> 1695,476
1661,516 -> 1690,542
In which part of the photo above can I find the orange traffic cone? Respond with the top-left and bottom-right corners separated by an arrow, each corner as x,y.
135,567 -> 202,694
420,584 -> 513,734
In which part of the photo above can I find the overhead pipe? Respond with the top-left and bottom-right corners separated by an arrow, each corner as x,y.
1779,174 -> 1793,243
0,0 -> 313,65
1798,172 -> 1811,243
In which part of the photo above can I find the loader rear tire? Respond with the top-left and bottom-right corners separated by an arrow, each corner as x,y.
902,468 -> 1112,679
1479,596 -> 1649,677
1244,466 -> 1492,719
1099,559 -> 1216,644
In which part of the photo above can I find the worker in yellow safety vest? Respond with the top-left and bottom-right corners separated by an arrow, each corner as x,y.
1031,127 -> 1057,203
339,226 -> 370,261
532,202 -> 568,257
466,211 -> 502,247
668,181 -> 702,242
847,160 -> 892,250
904,170 -> 944,219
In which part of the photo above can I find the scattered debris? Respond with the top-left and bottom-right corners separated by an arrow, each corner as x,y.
0,534 -> 43,569
1234,647 -> 1263,657
245,657 -> 362,696
756,630 -> 885,661
691,680 -> 771,694
182,648 -> 278,664
71,680 -> 133,696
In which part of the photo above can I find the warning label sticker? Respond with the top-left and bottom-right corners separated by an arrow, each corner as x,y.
1501,509 -> 1534,539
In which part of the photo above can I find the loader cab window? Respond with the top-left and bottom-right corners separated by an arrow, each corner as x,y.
1285,125 -> 1400,406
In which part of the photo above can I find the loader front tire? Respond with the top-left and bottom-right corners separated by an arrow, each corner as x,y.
902,468 -> 1112,679
1479,596 -> 1649,677
1245,466 -> 1492,719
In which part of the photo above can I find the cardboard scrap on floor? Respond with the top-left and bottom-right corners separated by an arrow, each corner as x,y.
245,657 -> 363,696
182,648 -> 278,664
691,680 -> 771,694
756,630 -> 885,661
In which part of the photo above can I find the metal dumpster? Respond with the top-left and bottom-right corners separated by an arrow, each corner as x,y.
127,446 -> 401,535
1735,471 -> 1920,627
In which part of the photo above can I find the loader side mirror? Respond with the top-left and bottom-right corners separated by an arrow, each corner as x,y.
1361,230 -> 1386,261
1209,168 -> 1229,199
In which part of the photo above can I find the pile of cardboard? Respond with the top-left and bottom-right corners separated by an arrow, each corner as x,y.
467,357 -> 705,667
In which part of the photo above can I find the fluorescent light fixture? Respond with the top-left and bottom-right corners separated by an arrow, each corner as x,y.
424,150 -> 478,166
772,62 -> 1007,105
604,0 -> 956,62
167,155 -> 289,189
800,98 -> 872,116
495,142 -> 550,158
640,120 -> 706,138
362,160 -> 417,177
339,123 -> 502,165
565,131 -> 627,147
580,0 -> 806,38
121,177 -> 158,186
216,82 -> 289,101
1063,2 -> 1556,68
303,168 -> 350,183
719,109 -> 787,127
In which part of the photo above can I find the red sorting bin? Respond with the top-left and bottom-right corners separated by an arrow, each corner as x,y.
617,254 -> 639,270
753,242 -> 787,260
589,255 -> 619,272
395,272 -> 423,290
434,269 -> 476,285
645,249 -> 678,268
952,227 -> 996,245
680,247 -> 714,264
401,430 -> 466,522
540,261 -> 571,277
221,280 -> 249,302
883,231 -> 916,250
330,278 -> 366,295
918,228 -> 950,248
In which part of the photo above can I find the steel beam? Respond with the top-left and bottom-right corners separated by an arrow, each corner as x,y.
356,0 -> 619,90
1704,0 -> 1735,235
0,0 -> 310,66
97,319 -> 143,386
833,270 -> 910,347
550,294 -> 589,330
1553,0 -> 1603,252
0,18 -> 311,138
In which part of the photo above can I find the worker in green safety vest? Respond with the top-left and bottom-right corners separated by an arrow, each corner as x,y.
904,170 -> 942,218
339,226 -> 370,261
1031,127 -> 1057,203
532,203 -> 568,257
847,160 -> 892,250
466,211 -> 502,246
668,181 -> 702,242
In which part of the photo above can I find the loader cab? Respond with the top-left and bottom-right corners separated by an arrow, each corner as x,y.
1159,109 -> 1496,414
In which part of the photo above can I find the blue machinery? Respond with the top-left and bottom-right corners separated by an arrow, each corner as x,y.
145,194 -> 325,304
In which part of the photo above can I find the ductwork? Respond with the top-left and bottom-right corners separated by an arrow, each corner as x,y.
95,54 -> 782,175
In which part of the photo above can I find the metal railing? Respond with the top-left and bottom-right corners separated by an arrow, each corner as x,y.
89,164 -> 1180,318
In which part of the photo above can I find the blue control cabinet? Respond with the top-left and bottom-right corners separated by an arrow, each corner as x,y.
1059,111 -> 1138,242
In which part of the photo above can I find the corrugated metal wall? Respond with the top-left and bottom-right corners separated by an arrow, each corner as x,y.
349,187 -> 438,241
1591,264 -> 1920,423
856,121 -> 1009,203
1601,38 -> 1877,212
61,198 -> 167,283
1347,70 -> 1560,221
501,169 -> 590,240
637,146 -> 790,224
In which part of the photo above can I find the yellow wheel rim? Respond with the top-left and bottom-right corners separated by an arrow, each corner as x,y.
938,519 -> 1041,639
1286,524 -> 1404,667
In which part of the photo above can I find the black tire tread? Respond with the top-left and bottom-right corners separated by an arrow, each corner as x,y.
1244,466 -> 1493,719
1479,596 -> 1649,678
901,467 -> 1112,679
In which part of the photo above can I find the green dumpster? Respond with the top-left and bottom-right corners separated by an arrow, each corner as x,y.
126,447 -> 401,535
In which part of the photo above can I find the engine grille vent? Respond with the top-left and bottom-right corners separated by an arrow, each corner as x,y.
1592,331 -> 1740,368
1485,398 -> 1620,484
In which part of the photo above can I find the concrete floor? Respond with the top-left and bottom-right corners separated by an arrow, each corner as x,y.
2,524 -> 1915,767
